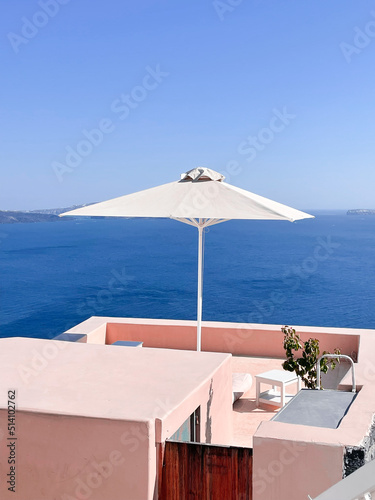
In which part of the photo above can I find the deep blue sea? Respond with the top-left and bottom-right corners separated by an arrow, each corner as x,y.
1,212 -> 375,340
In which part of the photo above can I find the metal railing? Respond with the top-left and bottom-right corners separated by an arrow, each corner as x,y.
309,489 -> 375,499
316,354 -> 356,392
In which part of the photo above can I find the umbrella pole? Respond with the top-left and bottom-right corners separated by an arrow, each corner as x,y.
197,223 -> 203,351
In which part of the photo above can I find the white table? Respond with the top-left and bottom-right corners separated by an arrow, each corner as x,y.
255,369 -> 301,408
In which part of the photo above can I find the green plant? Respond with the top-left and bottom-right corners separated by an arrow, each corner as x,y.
282,325 -> 341,389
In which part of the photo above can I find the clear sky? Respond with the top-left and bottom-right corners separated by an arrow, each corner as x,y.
1,0 -> 374,211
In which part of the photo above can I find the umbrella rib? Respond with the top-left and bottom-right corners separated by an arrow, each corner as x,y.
170,217 -> 230,228
170,217 -> 198,227
204,218 -> 230,227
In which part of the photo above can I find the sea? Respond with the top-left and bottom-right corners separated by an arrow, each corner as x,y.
1,211 -> 375,340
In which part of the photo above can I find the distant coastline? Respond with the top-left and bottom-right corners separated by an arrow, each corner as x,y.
0,204 -> 94,224
347,209 -> 375,215
1,206 -> 369,223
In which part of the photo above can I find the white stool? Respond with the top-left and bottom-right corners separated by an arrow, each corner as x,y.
255,369 -> 301,408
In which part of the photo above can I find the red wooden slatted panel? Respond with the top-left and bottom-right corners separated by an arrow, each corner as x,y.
160,441 -> 252,500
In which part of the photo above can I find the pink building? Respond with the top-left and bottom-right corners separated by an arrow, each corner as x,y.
1,317 -> 375,499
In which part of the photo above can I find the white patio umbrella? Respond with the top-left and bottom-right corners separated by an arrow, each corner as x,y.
60,167 -> 314,351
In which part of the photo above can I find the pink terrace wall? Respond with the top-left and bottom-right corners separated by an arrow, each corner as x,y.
105,321 -> 360,358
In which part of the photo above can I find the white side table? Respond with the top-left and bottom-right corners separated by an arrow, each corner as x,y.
255,369 -> 301,408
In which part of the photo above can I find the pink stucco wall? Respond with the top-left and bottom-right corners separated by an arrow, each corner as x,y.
0,411 -> 153,500
0,337 -> 232,500
106,319 -> 359,358
159,359 -> 233,446
67,316 -> 360,358
85,323 -> 107,344
252,435 -> 344,500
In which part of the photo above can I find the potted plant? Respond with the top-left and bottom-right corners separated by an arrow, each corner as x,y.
282,325 -> 341,389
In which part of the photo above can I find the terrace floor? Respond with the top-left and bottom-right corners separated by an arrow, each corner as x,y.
231,355 -> 301,448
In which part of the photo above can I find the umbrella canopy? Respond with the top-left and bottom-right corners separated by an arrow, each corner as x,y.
61,167 -> 314,350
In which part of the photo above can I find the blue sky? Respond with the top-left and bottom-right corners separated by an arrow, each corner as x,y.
1,0 -> 374,211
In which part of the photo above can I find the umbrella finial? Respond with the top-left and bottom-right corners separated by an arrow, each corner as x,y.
180,167 -> 225,182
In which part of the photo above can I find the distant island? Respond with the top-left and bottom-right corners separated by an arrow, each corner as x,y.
0,204 -> 94,224
347,209 -> 375,215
